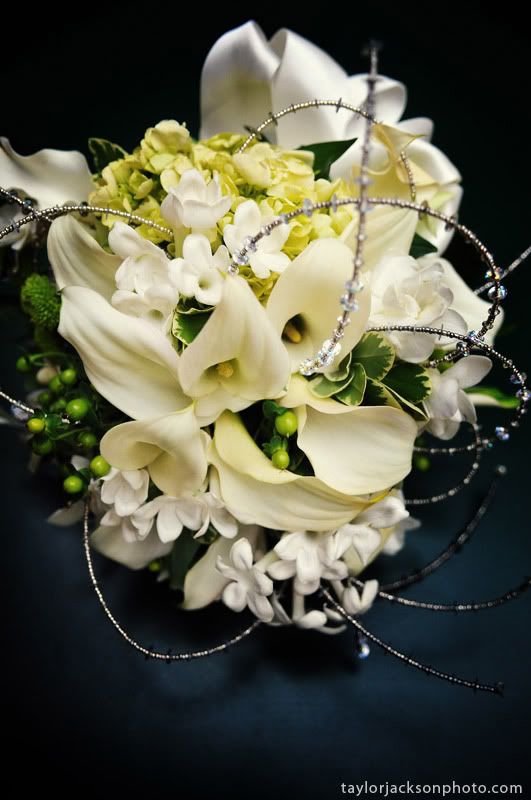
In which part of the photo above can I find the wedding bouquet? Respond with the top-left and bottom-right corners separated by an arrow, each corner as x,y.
1,23 -> 526,669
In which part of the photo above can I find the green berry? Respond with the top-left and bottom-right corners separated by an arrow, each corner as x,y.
79,432 -> 98,449
66,397 -> 91,421
16,355 -> 31,373
59,368 -> 77,386
27,417 -> 45,434
50,398 -> 67,413
415,455 -> 431,472
272,449 -> 290,470
48,375 -> 64,394
90,455 -> 111,478
274,410 -> 298,437
148,560 -> 161,573
38,390 -> 52,407
32,437 -> 53,455
63,474 -> 84,494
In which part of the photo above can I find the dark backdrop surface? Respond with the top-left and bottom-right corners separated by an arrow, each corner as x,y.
2,5 -> 530,798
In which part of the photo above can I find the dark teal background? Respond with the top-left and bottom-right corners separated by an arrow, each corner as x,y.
2,6 -> 531,798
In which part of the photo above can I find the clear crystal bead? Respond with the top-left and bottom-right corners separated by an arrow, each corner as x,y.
242,236 -> 257,253
330,193 -> 338,214
516,389 -> 530,402
233,250 -> 249,266
495,426 -> 510,441
510,372 -> 526,384
299,358 -> 316,377
302,198 -> 314,218
356,636 -> 371,659
345,278 -> 364,293
455,341 -> 469,356
11,405 -> 30,422
340,294 -> 359,312
488,284 -> 507,301
279,213 -> 290,225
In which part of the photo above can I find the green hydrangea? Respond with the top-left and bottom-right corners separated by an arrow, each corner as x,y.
20,274 -> 61,330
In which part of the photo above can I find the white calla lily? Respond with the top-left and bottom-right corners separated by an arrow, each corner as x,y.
100,407 -> 208,497
59,286 -> 187,419
178,275 -> 290,425
91,524 -> 172,571
0,137 -> 93,210
281,375 -> 417,495
200,22 -> 405,146
209,411 -> 374,532
48,215 -> 121,301
266,238 -> 371,372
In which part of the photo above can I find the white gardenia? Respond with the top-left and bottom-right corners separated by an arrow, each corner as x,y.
217,537 -> 274,622
424,355 -> 492,440
223,199 -> 290,278
131,491 -> 238,544
342,580 -> 379,616
109,222 -> 180,329
268,530 -> 351,595
172,233 -> 228,306
161,168 -> 231,230
368,254 -> 467,363
100,467 -> 150,517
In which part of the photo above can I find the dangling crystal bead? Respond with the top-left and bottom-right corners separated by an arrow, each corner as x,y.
495,426 -> 510,441
356,636 -> 371,659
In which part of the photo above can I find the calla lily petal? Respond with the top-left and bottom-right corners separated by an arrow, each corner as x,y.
91,525 -> 172,571
209,411 -> 370,531
100,408 -> 208,497
48,216 -> 121,301
0,137 -> 93,209
59,286 -> 186,419
267,238 -> 371,371
178,275 -> 290,425
281,378 -> 417,495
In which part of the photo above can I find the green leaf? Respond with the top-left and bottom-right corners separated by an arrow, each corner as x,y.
465,386 -> 519,409
167,530 -> 203,592
298,138 -> 357,180
262,400 -> 287,419
383,362 -> 432,404
172,309 -> 212,345
364,379 -> 401,409
350,332 -> 395,380
335,363 -> 367,406
409,233 -> 438,259
88,138 -> 128,174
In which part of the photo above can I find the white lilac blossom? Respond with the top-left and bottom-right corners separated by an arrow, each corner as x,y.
341,580 -> 380,616
108,222 -> 180,329
171,233 -> 228,306
131,491 -> 238,543
100,467 -> 150,517
216,537 -> 274,622
268,530 -> 350,595
367,254 -> 467,363
381,491 -> 421,555
161,168 -> 231,230
223,199 -> 290,279
424,355 -> 492,440
337,492 -> 411,566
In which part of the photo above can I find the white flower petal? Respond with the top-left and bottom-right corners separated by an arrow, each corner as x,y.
183,526 -> 262,610
230,537 -> 254,571
48,216 -> 120,301
446,355 -> 492,389
59,286 -> 186,419
356,494 -> 409,529
267,238 -> 371,371
222,581 -> 248,612
247,592 -> 274,622
0,137 -> 93,209
200,21 -> 279,139
100,408 -> 208,497
296,610 -> 328,629
91,525 -> 172,570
